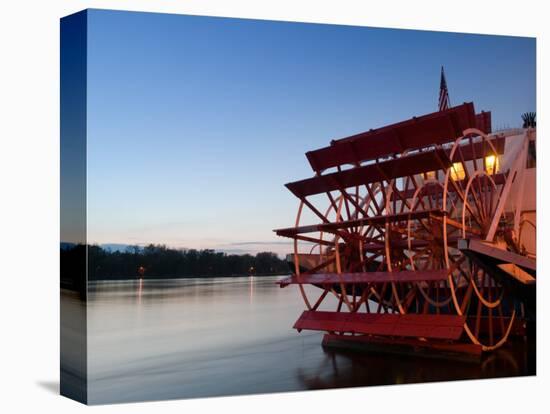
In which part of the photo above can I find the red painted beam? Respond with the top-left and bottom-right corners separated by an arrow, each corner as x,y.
475,111 -> 492,134
274,208 -> 445,237
286,150 -> 452,198
277,269 -> 449,287
294,310 -> 466,340
306,103 -> 476,172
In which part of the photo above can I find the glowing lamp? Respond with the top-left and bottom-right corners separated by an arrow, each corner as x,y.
451,162 -> 465,181
485,154 -> 499,174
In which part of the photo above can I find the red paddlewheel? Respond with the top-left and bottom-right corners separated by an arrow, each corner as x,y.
383,130 -> 518,350
385,178 -> 455,315
275,112 -> 530,353
443,129 -> 518,351
289,178 -> 400,318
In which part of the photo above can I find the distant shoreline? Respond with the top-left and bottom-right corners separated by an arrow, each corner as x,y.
89,273 -> 288,281
87,273 -> 289,282
61,244 -> 290,288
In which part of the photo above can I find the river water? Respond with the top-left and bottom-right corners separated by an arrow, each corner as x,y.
78,276 -> 534,404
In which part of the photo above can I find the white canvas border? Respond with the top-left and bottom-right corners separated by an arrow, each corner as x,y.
0,0 -> 546,412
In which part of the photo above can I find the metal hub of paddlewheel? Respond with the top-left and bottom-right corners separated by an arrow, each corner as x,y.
274,103 -> 536,358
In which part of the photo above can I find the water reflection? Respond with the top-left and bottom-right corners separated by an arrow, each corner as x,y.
296,338 -> 533,390
60,290 -> 87,401
85,276 -> 534,404
249,276 -> 254,304
137,278 -> 143,305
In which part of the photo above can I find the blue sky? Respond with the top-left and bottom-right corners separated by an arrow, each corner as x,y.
85,9 -> 535,255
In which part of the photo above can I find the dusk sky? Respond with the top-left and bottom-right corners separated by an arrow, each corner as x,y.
85,9 -> 535,256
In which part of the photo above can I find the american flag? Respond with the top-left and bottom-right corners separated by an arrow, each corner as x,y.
438,66 -> 450,111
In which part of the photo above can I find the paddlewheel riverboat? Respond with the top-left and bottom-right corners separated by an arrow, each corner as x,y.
274,100 -> 536,359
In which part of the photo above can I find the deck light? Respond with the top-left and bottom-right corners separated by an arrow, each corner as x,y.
485,154 -> 499,174
451,162 -> 465,181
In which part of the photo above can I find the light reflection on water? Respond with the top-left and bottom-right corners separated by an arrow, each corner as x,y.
82,276 -> 534,404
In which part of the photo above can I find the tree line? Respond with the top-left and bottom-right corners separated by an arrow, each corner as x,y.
61,244 -> 289,282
